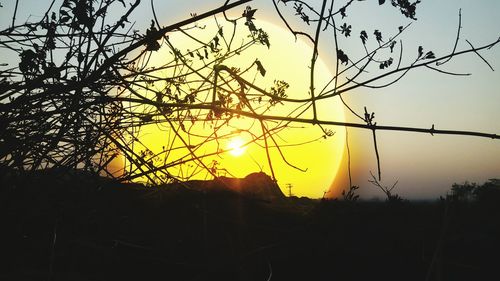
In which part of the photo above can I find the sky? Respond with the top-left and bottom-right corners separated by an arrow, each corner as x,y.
1,0 -> 499,199
331,0 -> 500,199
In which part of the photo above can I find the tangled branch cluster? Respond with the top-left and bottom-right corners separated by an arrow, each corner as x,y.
1,0 -> 499,190
1,0 -> 280,184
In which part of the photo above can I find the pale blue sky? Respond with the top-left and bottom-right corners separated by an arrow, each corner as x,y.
334,0 -> 500,199
1,0 -> 499,199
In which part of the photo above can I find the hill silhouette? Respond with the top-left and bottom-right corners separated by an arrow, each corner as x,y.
181,172 -> 285,201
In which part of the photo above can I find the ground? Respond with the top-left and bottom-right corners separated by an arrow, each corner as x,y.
1,170 -> 499,280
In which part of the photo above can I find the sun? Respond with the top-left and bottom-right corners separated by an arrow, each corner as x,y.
122,17 -> 347,198
227,137 -> 246,157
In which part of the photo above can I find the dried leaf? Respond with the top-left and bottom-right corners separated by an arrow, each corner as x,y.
337,49 -> 349,65
255,59 -> 266,77
374,29 -> 383,44
340,23 -> 352,37
360,30 -> 368,44
424,51 -> 435,59
242,6 -> 257,22
340,7 -> 347,19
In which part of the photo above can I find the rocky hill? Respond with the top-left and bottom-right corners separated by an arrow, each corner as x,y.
183,172 -> 285,201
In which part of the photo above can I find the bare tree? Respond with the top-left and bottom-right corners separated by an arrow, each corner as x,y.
368,171 -> 401,202
0,0 -> 272,184
271,0 -> 500,188
1,0 -> 499,190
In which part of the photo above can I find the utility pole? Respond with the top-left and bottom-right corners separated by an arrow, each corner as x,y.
285,183 -> 293,197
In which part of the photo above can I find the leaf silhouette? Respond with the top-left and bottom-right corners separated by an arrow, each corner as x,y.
242,6 -> 257,22
337,49 -> 349,65
301,14 -> 310,25
392,0 -> 421,20
257,29 -> 270,48
293,3 -> 310,25
255,59 -> 266,77
60,16 -> 71,23
340,23 -> 352,37
213,36 -> 220,48
418,46 -> 423,58
360,30 -> 368,44
424,51 -> 435,59
145,20 -> 160,51
245,21 -> 257,33
379,0 -> 385,4
340,7 -> 347,19
379,57 -> 393,69
374,29 -> 383,44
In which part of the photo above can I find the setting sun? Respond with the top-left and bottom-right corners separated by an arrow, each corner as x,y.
227,137 -> 246,157
120,17 -> 346,198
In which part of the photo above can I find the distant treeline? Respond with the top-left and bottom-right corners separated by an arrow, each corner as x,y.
447,178 -> 500,203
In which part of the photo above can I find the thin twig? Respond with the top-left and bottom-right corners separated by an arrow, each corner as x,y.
436,9 -> 461,66
466,39 -> 495,71
11,0 -> 19,29
345,127 -> 352,188
371,127 -> 381,181
309,0 -> 328,123
271,0 -> 315,43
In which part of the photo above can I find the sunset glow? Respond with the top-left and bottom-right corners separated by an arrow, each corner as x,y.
227,137 -> 246,157
119,18 -> 346,198
3,2 -> 500,280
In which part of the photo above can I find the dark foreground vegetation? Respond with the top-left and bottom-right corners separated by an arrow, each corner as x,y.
1,170 -> 499,281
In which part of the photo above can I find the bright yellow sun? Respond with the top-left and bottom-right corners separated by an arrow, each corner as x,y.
118,17 -> 347,198
227,137 -> 246,157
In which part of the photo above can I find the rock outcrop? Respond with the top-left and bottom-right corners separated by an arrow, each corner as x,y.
186,172 -> 285,201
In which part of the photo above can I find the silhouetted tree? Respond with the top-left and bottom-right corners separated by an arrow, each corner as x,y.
447,179 -> 500,204
1,0 -> 499,189
272,0 -> 500,185
473,179 -> 500,204
341,185 -> 359,201
368,171 -> 402,201
449,181 -> 477,202
1,0 -> 275,183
